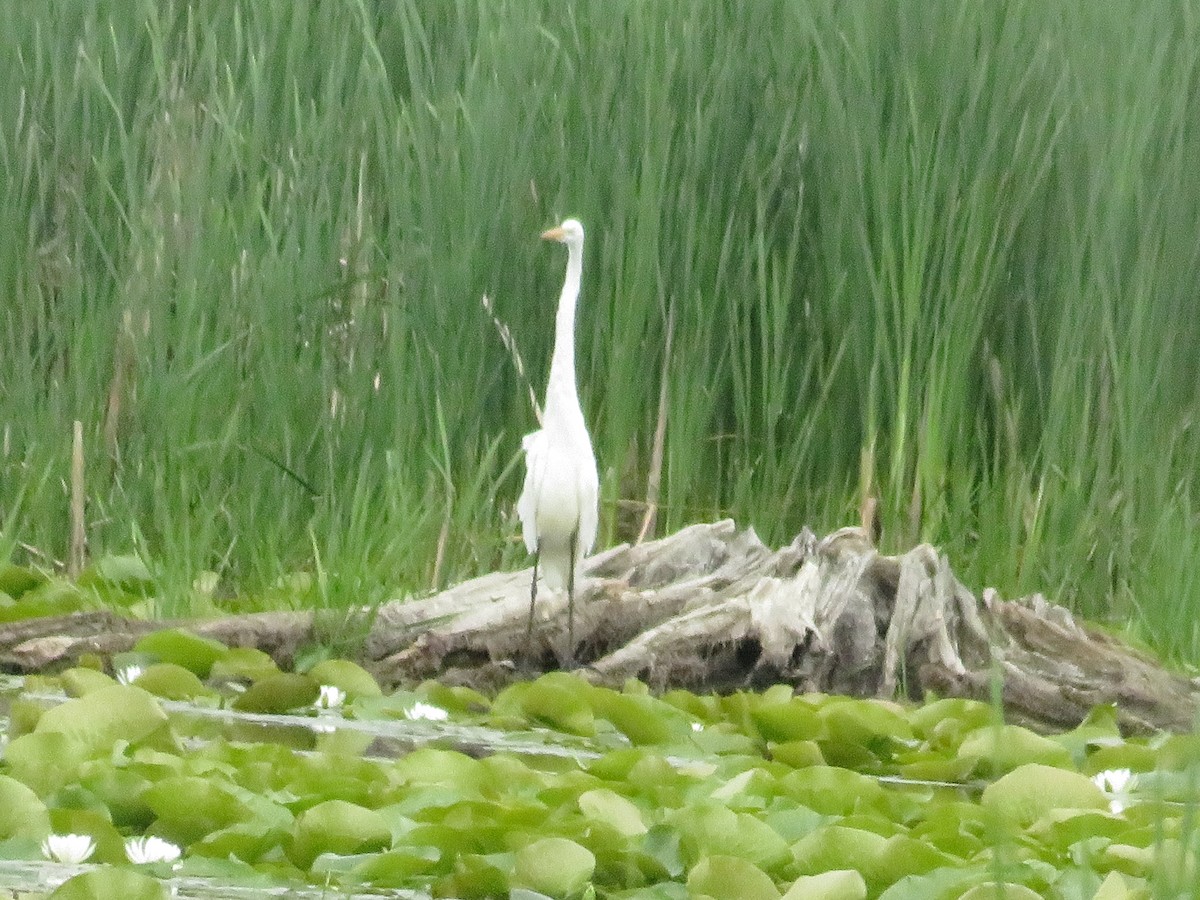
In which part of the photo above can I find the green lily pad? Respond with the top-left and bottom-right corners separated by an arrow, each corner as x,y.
307,659 -> 382,699
416,681 -> 491,715
514,837 -> 596,896
49,868 -> 168,900
497,673 -> 595,736
980,763 -> 1108,827
957,884 -> 1043,900
209,647 -> 281,683
1027,807 -> 1126,852
687,854 -> 780,900
191,820 -> 291,864
0,775 -> 51,839
78,767 -> 156,829
908,698 -> 995,742
589,688 -> 690,744
894,748 -> 978,782
958,724 -> 1073,773
133,662 -> 214,701
753,698 -> 826,743
1091,871 -> 1140,899
394,748 -> 487,792
876,834 -> 958,882
770,740 -> 826,768
35,684 -> 170,756
143,775 -> 253,843
346,846 -> 441,885
60,667 -> 118,697
579,788 -> 648,837
782,869 -> 867,900
819,698 -> 914,746
671,803 -> 790,871
778,766 -> 887,816
874,865 -> 984,900
291,799 -> 391,869
233,673 -> 318,712
791,825 -> 888,885
1085,743 -> 1157,776
0,563 -> 46,598
134,628 -> 228,677
434,851 -> 512,898
1,579 -> 92,621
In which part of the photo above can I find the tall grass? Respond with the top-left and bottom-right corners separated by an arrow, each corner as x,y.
1,0 -> 1197,660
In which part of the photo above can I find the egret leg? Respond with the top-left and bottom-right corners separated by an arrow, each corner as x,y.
526,550 -> 540,647
565,528 -> 578,669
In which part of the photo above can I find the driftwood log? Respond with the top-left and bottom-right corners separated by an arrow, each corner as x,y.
1,521 -> 1196,734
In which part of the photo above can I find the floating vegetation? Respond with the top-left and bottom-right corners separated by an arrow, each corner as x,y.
1,636 -> 1198,898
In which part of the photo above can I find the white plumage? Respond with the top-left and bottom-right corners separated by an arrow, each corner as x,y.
518,218 -> 599,662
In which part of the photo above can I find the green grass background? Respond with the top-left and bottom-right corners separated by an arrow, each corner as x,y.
2,1 -> 1198,660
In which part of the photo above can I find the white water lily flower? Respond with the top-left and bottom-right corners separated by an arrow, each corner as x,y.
125,835 -> 182,865
1093,768 -> 1136,814
691,722 -> 703,732
116,664 -> 144,685
41,833 -> 96,864
315,684 -> 347,710
406,701 -> 448,721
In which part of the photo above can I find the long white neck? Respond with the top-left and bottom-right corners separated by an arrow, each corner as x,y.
544,238 -> 584,427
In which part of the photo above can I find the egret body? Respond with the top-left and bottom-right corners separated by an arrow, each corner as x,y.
517,218 -> 599,666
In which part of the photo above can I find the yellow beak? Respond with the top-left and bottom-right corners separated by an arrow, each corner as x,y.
541,226 -> 565,241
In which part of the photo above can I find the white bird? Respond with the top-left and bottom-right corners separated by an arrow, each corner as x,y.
518,218 -> 599,666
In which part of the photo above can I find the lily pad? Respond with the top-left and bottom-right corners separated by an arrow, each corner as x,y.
770,740 -> 826,768
49,868 -> 168,900
791,825 -> 888,886
589,688 -> 690,745
209,647 -> 281,683
497,674 -> 595,736
34,684 -> 170,756
752,699 -> 826,743
345,845 -> 442,885
143,775 -> 254,843
291,799 -> 391,869
957,883 -> 1043,900
233,673 -> 319,712
307,659 -> 382,699
132,662 -> 214,701
1,579 -> 92,621
687,854 -> 780,900
980,763 -> 1108,827
134,628 -> 228,677
514,836 -> 596,896
781,869 -> 868,900
0,563 -> 46,598
958,724 -> 1074,773
60,667 -> 118,697
778,766 -> 887,816
671,803 -> 790,871
579,788 -> 648,837
0,775 -> 51,839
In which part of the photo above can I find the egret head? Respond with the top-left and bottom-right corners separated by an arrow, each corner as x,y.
541,218 -> 584,247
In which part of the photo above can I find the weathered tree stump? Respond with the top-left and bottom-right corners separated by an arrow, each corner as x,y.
2,521 -> 1196,733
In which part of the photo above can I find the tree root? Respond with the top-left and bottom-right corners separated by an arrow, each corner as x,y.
2,522 -> 1195,733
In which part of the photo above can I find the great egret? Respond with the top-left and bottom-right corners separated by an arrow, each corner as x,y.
518,218 -> 599,667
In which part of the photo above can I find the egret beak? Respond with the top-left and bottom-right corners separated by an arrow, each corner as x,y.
541,226 -> 566,242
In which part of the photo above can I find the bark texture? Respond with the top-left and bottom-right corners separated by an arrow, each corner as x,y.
2,522 -> 1195,733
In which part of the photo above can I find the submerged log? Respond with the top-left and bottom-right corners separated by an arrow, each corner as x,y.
1,521 -> 1196,733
